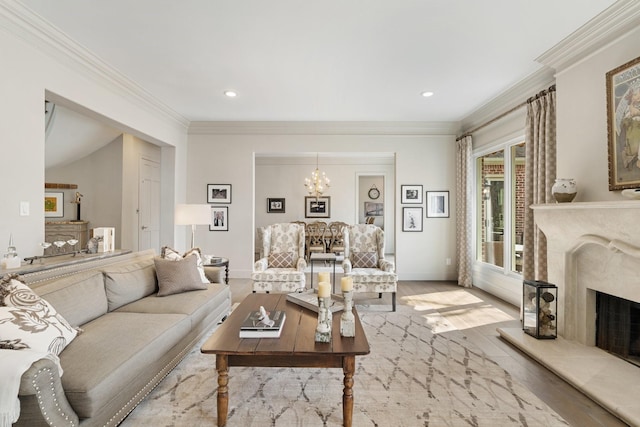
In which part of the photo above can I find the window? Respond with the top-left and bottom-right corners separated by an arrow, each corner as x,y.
476,140 -> 525,274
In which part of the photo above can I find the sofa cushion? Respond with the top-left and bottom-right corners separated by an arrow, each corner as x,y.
0,278 -> 77,354
103,259 -> 157,311
154,256 -> 208,297
59,312 -> 190,418
161,246 -> 209,284
35,271 -> 108,327
116,283 -> 230,329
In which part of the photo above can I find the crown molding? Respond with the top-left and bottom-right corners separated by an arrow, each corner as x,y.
459,68 -> 555,134
0,0 -> 189,130
188,121 -> 461,136
536,0 -> 640,73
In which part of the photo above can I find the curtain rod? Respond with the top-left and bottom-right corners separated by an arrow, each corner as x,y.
456,84 -> 556,141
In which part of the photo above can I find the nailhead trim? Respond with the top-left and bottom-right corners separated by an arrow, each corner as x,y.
32,367 -> 76,426
103,328 -> 210,426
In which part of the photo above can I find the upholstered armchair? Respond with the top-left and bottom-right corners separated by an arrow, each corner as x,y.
342,224 -> 397,311
252,223 -> 307,293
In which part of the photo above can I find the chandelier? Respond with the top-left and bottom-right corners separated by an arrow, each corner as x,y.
304,153 -> 330,198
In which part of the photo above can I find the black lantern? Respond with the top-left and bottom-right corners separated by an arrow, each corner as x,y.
523,280 -> 557,339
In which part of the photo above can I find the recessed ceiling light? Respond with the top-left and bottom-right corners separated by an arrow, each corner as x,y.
224,90 -> 237,98
421,91 -> 434,97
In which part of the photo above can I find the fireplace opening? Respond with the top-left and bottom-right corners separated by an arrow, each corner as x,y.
596,291 -> 640,367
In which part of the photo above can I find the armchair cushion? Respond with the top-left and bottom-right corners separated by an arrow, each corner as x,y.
351,251 -> 378,268
268,252 -> 295,269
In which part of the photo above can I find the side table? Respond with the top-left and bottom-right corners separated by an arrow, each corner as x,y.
204,257 -> 229,284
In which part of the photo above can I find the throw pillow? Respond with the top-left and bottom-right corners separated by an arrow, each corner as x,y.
268,252 -> 295,268
351,251 -> 378,268
154,255 -> 208,297
0,278 -> 78,355
161,246 -> 209,283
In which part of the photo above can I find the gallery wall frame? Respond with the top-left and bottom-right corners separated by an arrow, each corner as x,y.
267,198 -> 285,213
305,196 -> 330,218
44,192 -> 64,218
209,206 -> 228,231
364,201 -> 383,217
207,184 -> 232,203
401,185 -> 423,204
426,191 -> 450,218
402,207 -> 423,232
606,54 -> 640,190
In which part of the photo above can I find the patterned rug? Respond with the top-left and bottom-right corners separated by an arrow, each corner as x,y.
121,305 -> 568,426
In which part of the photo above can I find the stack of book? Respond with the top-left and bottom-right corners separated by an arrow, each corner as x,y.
239,309 -> 286,338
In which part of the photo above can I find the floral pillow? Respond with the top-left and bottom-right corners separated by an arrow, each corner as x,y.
161,246 -> 209,283
0,276 -> 77,355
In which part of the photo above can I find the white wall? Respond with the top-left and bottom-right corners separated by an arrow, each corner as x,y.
187,130 -> 457,281
0,6 -> 188,258
555,26 -> 640,202
358,174 -> 385,227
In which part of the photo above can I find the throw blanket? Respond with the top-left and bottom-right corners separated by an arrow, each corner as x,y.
0,350 -> 62,427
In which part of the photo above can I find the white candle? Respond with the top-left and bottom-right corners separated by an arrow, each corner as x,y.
318,272 -> 330,284
318,281 -> 331,298
341,276 -> 353,292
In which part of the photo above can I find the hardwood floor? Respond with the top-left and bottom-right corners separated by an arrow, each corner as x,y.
228,279 -> 628,427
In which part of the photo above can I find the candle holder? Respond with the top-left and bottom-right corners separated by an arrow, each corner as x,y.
315,296 -> 332,342
340,290 -> 355,337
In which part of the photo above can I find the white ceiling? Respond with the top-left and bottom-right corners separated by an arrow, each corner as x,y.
22,0 -> 616,123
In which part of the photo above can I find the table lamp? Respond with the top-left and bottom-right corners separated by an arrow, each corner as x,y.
175,204 -> 211,248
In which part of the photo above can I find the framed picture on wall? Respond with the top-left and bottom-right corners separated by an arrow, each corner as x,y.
426,191 -> 449,218
207,184 -> 232,203
401,185 -> 423,204
364,202 -> 383,217
305,196 -> 330,218
209,206 -> 228,231
267,198 -> 285,213
402,207 -> 423,232
606,54 -> 640,190
44,192 -> 64,217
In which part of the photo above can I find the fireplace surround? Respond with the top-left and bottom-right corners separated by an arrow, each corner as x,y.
496,201 -> 640,425
532,201 -> 640,346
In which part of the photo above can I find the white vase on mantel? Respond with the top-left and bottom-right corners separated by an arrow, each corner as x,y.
552,178 -> 577,203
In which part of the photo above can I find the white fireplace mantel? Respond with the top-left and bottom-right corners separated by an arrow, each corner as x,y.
532,201 -> 640,344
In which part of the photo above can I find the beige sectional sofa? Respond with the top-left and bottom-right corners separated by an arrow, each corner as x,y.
12,249 -> 231,427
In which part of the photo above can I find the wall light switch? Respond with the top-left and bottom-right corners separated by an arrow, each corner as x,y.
20,201 -> 29,216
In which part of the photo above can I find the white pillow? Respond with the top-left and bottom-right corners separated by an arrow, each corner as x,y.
160,246 -> 209,283
0,278 -> 77,355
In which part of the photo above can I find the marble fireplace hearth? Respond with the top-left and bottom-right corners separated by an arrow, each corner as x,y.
498,201 -> 640,426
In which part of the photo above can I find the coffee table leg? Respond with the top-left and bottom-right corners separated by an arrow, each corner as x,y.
343,356 -> 355,427
216,355 -> 229,426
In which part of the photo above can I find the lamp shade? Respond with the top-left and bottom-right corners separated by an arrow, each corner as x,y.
175,204 -> 211,225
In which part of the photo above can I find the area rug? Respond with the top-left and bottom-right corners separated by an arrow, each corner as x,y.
120,306 -> 568,426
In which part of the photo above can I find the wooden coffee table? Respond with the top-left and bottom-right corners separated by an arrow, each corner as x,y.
201,293 -> 370,426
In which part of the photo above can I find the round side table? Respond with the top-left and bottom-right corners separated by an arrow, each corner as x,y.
204,257 -> 229,284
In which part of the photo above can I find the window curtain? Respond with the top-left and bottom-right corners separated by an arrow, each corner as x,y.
523,88 -> 556,281
455,135 -> 473,287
